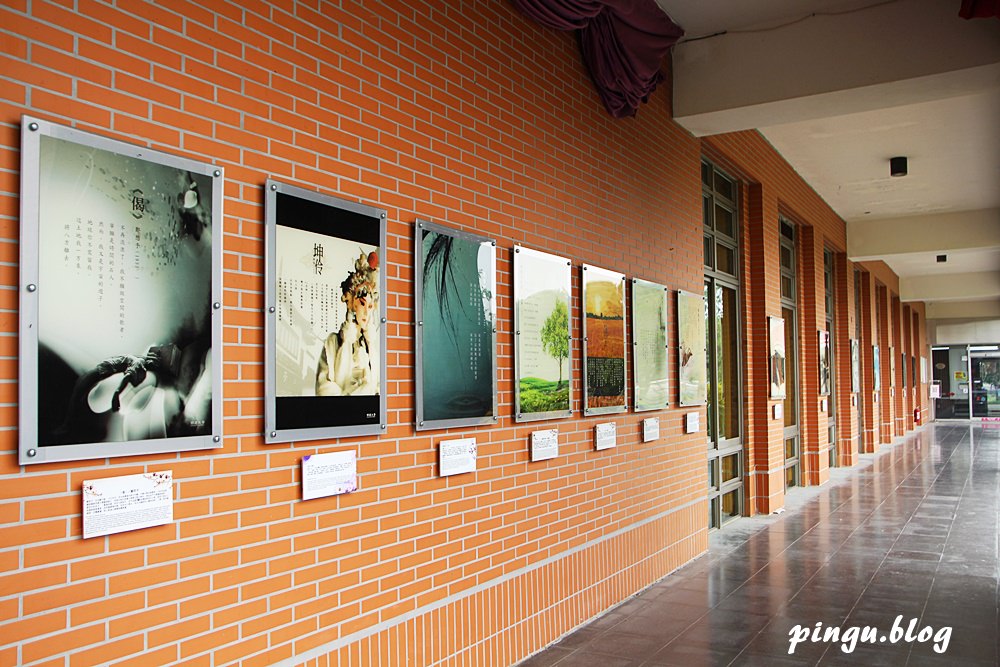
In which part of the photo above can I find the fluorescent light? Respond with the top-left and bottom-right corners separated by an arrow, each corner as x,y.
969,345 -> 999,352
931,346 -> 949,351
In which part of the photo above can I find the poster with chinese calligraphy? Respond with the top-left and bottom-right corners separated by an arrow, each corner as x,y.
850,339 -> 861,393
677,290 -> 707,406
582,264 -> 627,415
415,220 -> 496,431
769,316 -> 786,399
873,345 -> 882,391
632,278 -> 669,412
18,117 -> 223,465
264,181 -> 387,443
514,246 -> 572,422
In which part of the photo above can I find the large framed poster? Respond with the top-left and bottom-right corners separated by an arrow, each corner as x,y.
850,338 -> 861,393
264,180 -> 387,443
414,220 -> 497,430
18,116 -> 223,465
889,346 -> 896,387
768,316 -> 787,399
677,290 -> 707,407
514,246 -> 572,422
873,345 -> 882,391
632,278 -> 669,412
818,330 -> 831,396
582,265 -> 627,416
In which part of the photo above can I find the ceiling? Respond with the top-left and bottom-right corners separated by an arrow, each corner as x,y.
657,0 -> 1000,326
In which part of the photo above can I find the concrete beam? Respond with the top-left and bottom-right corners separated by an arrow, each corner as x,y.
848,209 -> 1000,260
925,299 -> 1000,320
900,271 -> 1000,303
672,0 -> 1000,136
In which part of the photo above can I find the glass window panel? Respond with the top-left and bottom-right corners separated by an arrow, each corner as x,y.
709,497 -> 719,529
701,162 -> 712,187
708,461 -> 717,489
780,220 -> 795,240
783,306 -> 798,428
716,242 -> 735,276
703,195 -> 712,228
785,437 -> 798,460
704,235 -> 713,268
714,171 -> 734,201
781,275 -> 794,301
715,204 -> 734,237
717,285 -> 740,440
721,489 -> 740,521
785,465 -> 798,489
720,453 -> 740,484
780,244 -> 793,270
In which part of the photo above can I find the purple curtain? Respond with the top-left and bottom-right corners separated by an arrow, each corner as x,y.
959,0 -> 1000,18
511,0 -> 684,118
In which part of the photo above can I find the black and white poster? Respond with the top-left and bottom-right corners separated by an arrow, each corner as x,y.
19,117 -> 223,465
264,180 -> 387,443
415,220 -> 496,430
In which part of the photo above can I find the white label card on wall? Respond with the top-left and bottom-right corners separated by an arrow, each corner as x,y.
930,384 -> 941,398
773,404 -> 784,420
820,398 -> 828,413
685,412 -> 700,434
302,451 -> 358,500
642,417 -> 660,443
82,471 -> 173,539
595,422 -> 617,450
439,438 -> 477,477
531,429 -> 559,462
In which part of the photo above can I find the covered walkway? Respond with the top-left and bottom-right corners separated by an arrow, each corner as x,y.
523,424 -> 999,666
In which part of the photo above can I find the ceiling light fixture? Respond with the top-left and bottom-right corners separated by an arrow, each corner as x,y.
890,156 -> 907,177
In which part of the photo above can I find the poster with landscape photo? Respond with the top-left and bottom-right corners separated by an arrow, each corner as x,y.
632,278 -> 669,412
677,290 -> 707,406
582,265 -> 627,415
819,330 -> 831,396
514,246 -> 572,422
873,345 -> 882,391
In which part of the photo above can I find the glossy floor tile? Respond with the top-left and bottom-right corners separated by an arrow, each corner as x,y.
519,424 -> 1000,667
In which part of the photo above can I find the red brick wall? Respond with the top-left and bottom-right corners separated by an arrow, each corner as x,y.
1,2 -> 710,665
0,1 -> 930,665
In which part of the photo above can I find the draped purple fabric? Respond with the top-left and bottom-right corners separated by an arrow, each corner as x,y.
510,0 -> 684,118
959,0 -> 1000,18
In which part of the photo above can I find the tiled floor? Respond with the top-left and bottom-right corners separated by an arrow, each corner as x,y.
520,423 -> 1000,666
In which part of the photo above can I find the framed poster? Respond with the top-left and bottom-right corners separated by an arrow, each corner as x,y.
818,330 -> 831,396
677,290 -> 707,406
414,220 -> 496,430
889,346 -> 896,387
910,355 -> 916,388
18,116 -> 223,465
920,356 -> 927,384
632,278 -> 669,412
582,265 -> 627,415
873,345 -> 882,391
514,246 -> 572,422
264,180 -> 387,443
901,351 -> 907,388
850,339 -> 860,393
768,316 -> 786,399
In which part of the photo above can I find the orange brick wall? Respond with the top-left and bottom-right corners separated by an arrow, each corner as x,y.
0,1 -> 929,665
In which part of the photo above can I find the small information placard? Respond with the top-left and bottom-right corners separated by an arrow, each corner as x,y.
930,383 -> 941,398
642,417 -> 660,443
685,412 -> 700,434
595,422 -> 617,451
82,471 -> 173,539
531,429 -> 559,462
302,451 -> 357,500
439,438 -> 477,477
773,404 -> 784,420
820,398 -> 828,413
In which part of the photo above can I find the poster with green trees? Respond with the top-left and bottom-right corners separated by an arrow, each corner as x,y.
514,246 -> 572,422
